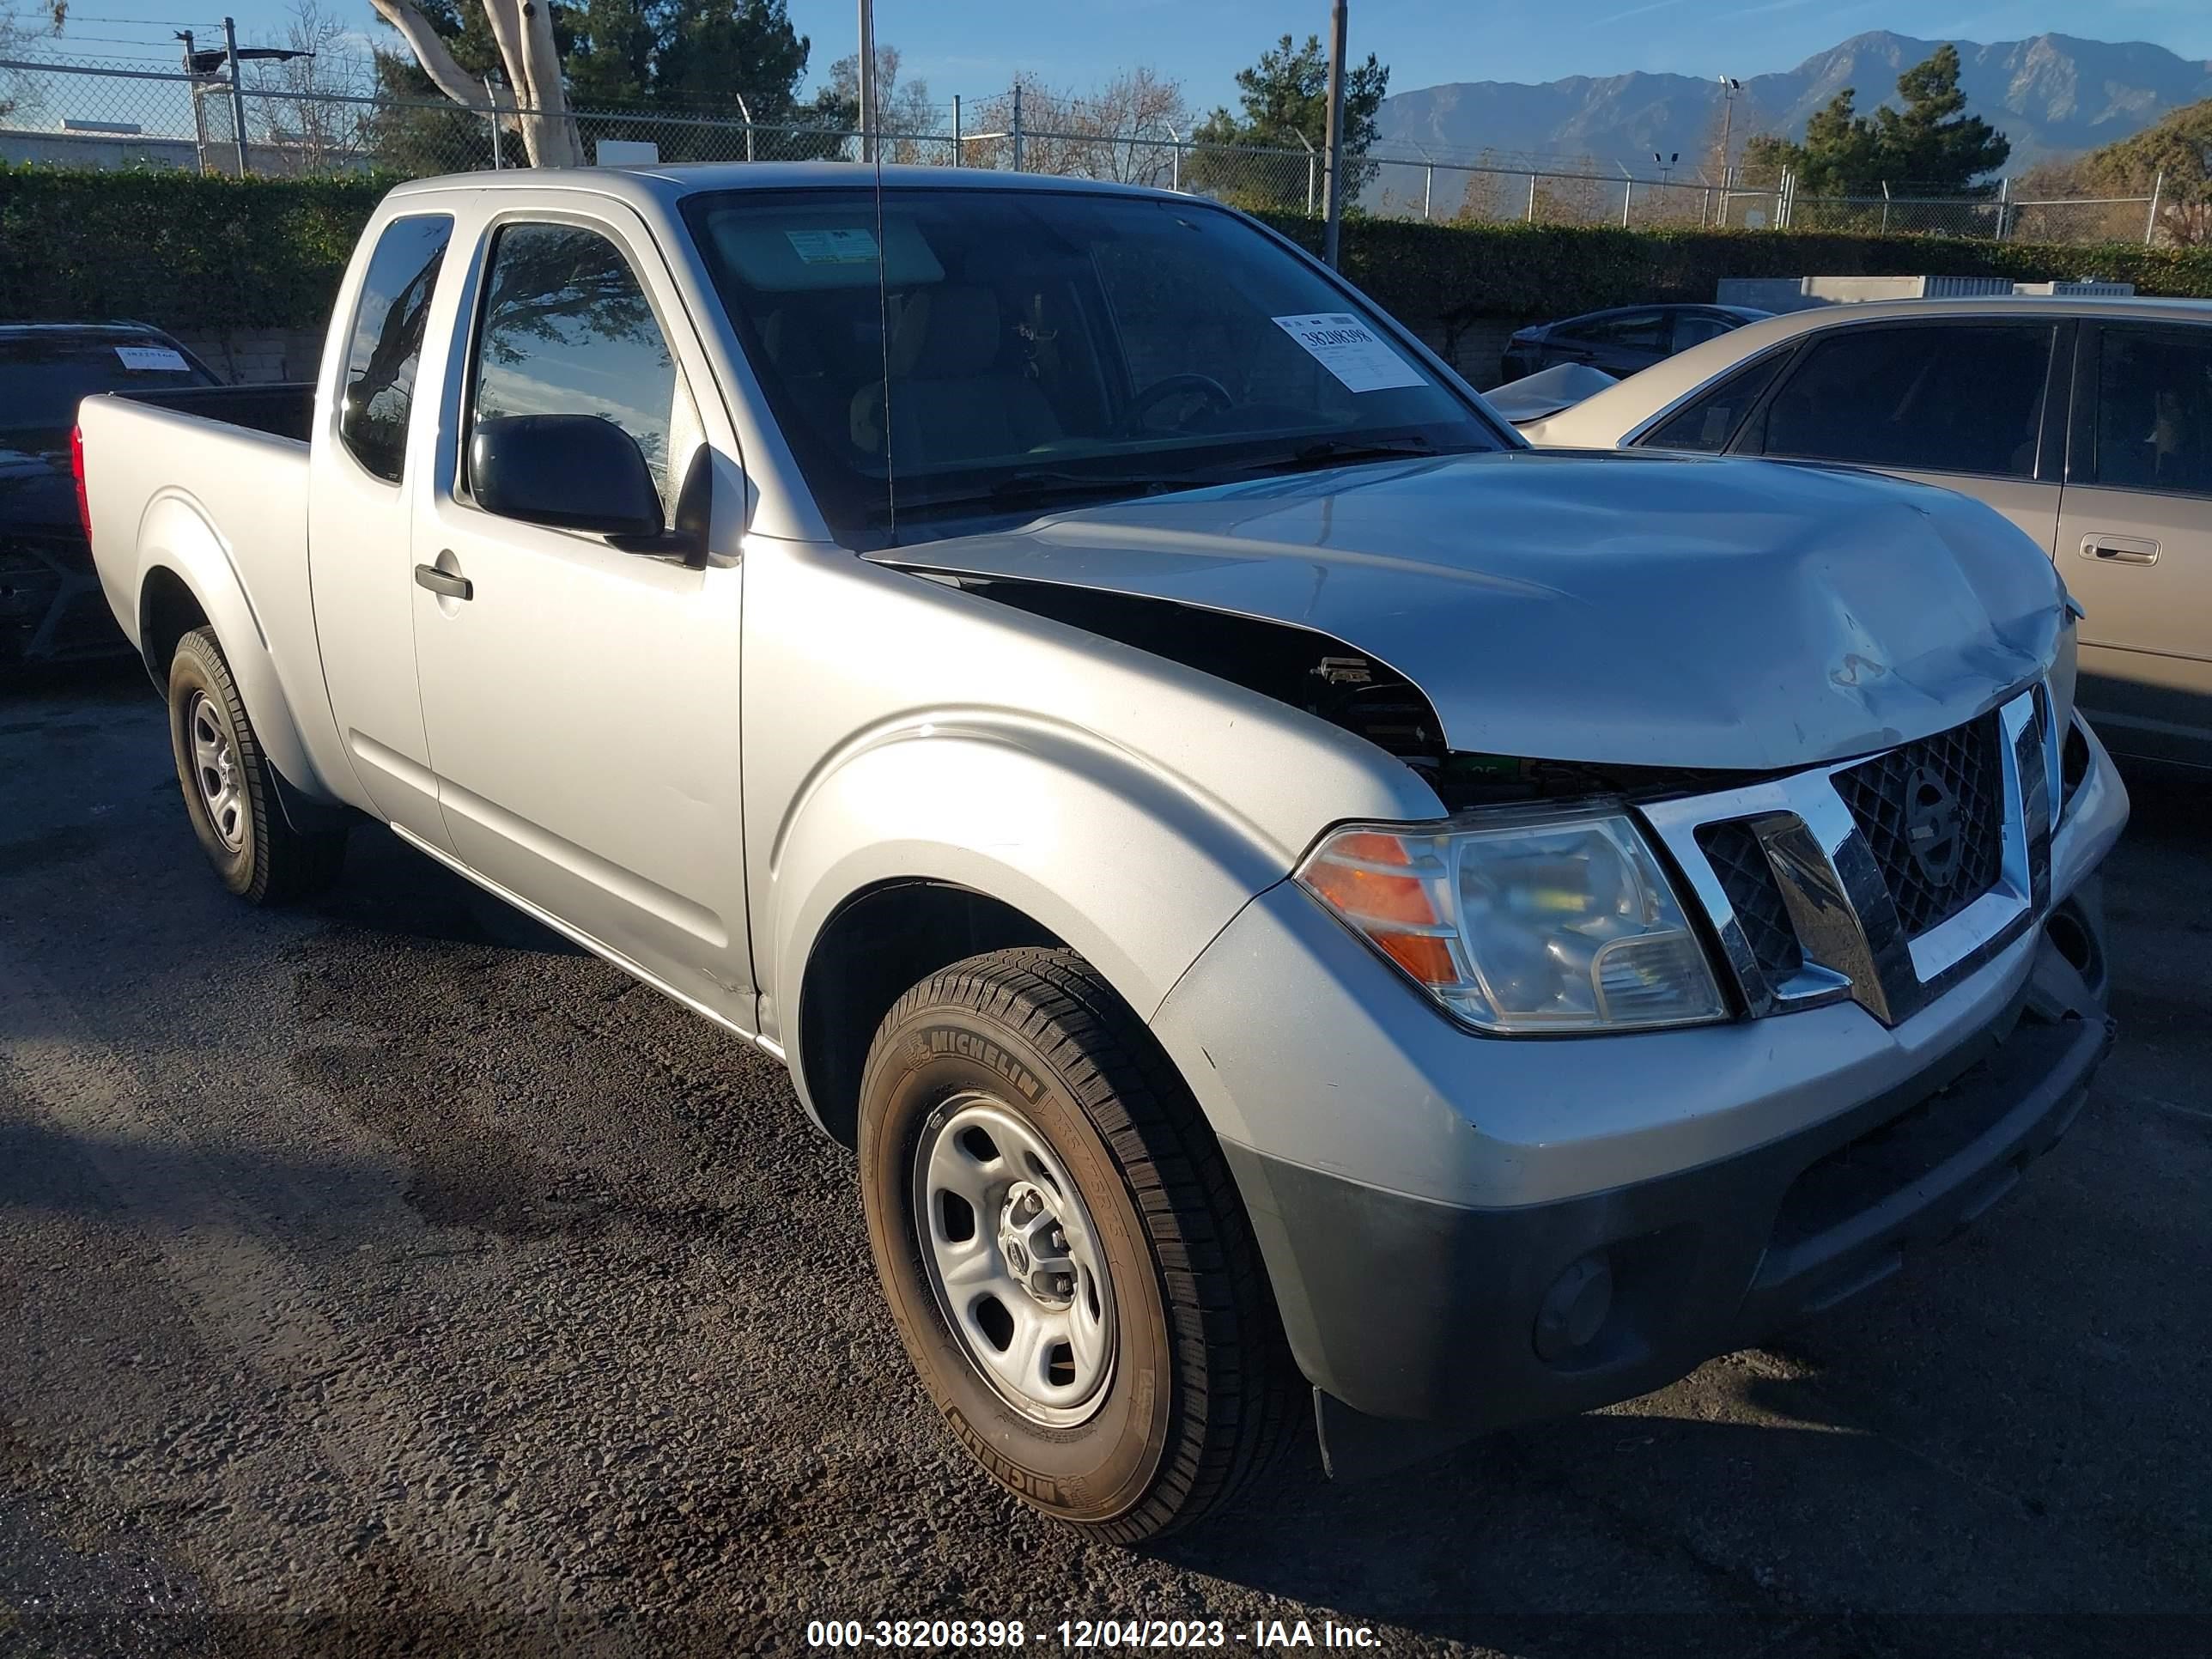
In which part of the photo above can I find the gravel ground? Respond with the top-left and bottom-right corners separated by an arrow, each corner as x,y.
0,669 -> 2207,1659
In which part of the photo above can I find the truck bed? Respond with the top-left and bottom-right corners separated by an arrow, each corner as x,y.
113,381 -> 316,444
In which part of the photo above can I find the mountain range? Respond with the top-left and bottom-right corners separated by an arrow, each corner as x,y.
1374,31 -> 2212,178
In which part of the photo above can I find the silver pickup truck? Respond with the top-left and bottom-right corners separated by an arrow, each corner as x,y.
76,163 -> 2127,1540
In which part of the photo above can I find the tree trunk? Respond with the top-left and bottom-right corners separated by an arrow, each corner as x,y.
368,0 -> 581,169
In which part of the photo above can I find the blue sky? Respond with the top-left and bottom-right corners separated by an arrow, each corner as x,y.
48,0 -> 2212,112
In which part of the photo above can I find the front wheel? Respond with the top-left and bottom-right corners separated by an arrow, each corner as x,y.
859,948 -> 1297,1540
167,626 -> 345,904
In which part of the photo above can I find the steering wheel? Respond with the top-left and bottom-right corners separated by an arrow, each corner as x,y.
1123,374 -> 1234,434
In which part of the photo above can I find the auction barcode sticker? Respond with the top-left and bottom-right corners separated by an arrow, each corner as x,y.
1271,312 -> 1425,393
114,345 -> 191,373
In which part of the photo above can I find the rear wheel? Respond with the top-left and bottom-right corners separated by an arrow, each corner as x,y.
167,626 -> 345,904
858,947 -> 1297,1540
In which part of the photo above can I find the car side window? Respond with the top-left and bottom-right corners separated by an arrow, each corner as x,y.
1568,312 -> 1666,349
468,221 -> 700,519
1671,313 -> 1734,350
2093,326 -> 2212,498
1753,323 -> 2052,479
1638,352 -> 1788,453
338,215 -> 454,483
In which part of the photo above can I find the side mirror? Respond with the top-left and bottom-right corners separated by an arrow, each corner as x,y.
470,413 -> 665,540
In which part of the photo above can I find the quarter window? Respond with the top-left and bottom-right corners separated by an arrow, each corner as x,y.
1639,352 -> 1788,453
1753,323 -> 2053,479
2093,326 -> 2212,497
468,222 -> 698,517
338,215 -> 453,483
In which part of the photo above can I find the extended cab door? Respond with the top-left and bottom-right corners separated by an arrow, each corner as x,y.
307,210 -> 459,851
410,200 -> 752,1021
2056,319 -> 2212,766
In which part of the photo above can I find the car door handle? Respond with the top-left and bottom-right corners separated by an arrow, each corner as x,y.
2080,534 -> 2158,566
414,561 -> 473,600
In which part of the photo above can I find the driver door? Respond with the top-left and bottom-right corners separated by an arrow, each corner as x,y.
409,204 -> 752,1023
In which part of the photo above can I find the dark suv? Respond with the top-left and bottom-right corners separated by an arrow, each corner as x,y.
3,323 -> 219,667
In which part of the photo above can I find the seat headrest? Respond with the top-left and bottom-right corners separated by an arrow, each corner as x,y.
891,286 -> 1004,380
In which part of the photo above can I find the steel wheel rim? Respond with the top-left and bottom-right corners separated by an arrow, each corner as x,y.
186,690 -> 246,854
914,1091 -> 1116,1427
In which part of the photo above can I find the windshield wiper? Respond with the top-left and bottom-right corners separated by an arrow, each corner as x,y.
985,469 -> 1199,505
1281,435 -> 1438,469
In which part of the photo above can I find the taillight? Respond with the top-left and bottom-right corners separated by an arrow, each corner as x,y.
70,422 -> 94,548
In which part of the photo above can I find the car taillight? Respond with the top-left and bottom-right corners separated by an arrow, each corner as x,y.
70,422 -> 94,548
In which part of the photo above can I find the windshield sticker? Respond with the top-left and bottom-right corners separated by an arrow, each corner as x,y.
784,228 -> 881,265
1271,313 -> 1425,393
114,344 -> 191,373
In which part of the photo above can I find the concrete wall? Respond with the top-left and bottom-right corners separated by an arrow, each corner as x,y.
171,325 -> 324,386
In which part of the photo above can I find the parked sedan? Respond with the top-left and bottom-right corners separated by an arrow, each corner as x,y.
1498,303 -> 1770,384
2,323 -> 220,668
1523,295 -> 2212,770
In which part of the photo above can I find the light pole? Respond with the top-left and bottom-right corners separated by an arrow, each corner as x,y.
1322,0 -> 1348,267
1715,75 -> 1741,225
856,0 -> 876,162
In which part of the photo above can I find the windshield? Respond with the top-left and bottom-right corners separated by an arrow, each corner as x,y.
0,337 -> 216,451
681,185 -> 1510,547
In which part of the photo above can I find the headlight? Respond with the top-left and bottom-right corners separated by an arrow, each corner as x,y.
1296,804 -> 1728,1035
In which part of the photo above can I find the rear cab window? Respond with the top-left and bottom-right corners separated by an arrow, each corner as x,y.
337,215 -> 455,483
0,333 -> 216,452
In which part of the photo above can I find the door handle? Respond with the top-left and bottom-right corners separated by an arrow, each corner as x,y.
2080,534 -> 2158,566
414,561 -> 473,600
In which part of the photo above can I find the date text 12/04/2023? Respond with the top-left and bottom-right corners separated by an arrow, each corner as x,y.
802,1617 -> 1384,1649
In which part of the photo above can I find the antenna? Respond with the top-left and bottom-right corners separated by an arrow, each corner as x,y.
873,118 -> 895,545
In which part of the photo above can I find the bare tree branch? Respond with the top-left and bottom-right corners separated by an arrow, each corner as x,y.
365,0 -> 493,114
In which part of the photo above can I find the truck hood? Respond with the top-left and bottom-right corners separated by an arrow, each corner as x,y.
877,449 -> 2067,772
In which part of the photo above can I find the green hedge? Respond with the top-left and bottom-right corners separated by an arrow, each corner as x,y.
7,165 -> 2211,338
0,167 -> 388,330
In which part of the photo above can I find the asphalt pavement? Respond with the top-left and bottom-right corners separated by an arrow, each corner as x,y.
1,668 -> 2206,1658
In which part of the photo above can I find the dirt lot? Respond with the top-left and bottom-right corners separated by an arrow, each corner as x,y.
1,669 -> 2207,1659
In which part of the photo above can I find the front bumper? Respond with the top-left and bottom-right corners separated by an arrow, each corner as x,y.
1222,917 -> 2108,1436
1148,738 -> 2126,1443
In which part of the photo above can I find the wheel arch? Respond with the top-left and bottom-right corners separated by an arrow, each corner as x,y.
794,879 -> 1067,1148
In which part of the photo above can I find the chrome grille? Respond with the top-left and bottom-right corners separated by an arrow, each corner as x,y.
1832,713 -> 2005,939
1641,687 -> 2047,1030
1695,822 -> 1801,982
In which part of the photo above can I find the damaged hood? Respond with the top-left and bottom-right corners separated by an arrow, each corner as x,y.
877,449 -> 2069,772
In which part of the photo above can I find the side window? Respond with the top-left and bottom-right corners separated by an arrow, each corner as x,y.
2093,326 -> 2212,497
1671,313 -> 1735,350
1755,323 -> 2052,479
1568,312 -> 1666,349
1639,353 -> 1788,453
339,215 -> 453,483
469,222 -> 698,516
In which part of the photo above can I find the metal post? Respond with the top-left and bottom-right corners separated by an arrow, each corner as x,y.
951,95 -> 961,167
1620,164 -> 1632,228
1010,82 -> 1024,172
1880,179 -> 1889,232
222,15 -> 249,178
856,0 -> 875,162
1298,133 -> 1316,216
1165,124 -> 1181,192
733,91 -> 755,162
1321,0 -> 1347,266
178,30 -> 212,176
2146,167 -> 2163,246
1995,175 -> 2009,241
1423,162 -> 1433,221
1526,172 -> 1536,222
484,76 -> 501,167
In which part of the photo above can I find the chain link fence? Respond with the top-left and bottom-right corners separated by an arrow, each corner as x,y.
0,53 -> 2164,246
